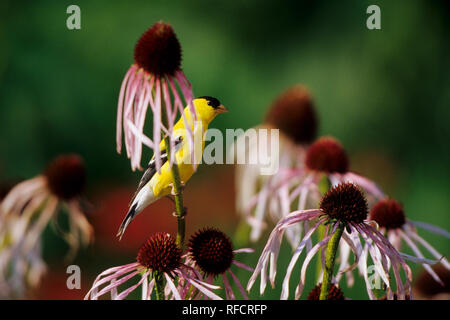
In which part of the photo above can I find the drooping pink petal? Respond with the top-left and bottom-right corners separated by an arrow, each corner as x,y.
126,120 -> 155,149
278,209 -> 323,230
281,219 -> 323,300
410,220 -> 450,239
233,248 -> 254,254
357,225 -> 391,288
388,229 -> 403,251
67,200 -> 93,246
232,260 -> 254,272
146,278 -> 155,300
132,75 -> 151,170
168,78 -> 193,145
289,172 -> 313,203
250,183 -> 270,242
339,231 -> 362,274
360,245 -> 377,300
84,263 -> 141,299
269,229 -> 283,287
175,71 -> 195,117
94,269 -> 141,299
153,78 -> 162,173
222,273 -> 235,300
116,65 -> 137,153
357,223 -> 412,299
141,273 -> 148,300
340,172 -> 385,199
130,74 -> 146,170
399,229 -> 443,286
164,273 -> 181,300
406,230 -> 450,269
115,271 -> 149,300
294,230 -> 334,300
247,209 -> 321,294
0,176 -> 46,217
177,268 -> 222,300
162,79 -> 176,166
4,192 -> 47,246
228,269 -> 248,300
123,69 -> 139,159
22,196 -> 58,254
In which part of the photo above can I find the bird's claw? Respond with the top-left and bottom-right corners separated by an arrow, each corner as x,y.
165,195 -> 176,204
169,181 -> 185,196
172,207 -> 187,219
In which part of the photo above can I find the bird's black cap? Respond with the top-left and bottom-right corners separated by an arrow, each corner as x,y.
198,96 -> 221,109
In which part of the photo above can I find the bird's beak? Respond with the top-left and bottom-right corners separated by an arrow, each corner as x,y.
216,105 -> 229,114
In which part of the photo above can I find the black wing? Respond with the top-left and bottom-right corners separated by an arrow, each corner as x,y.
130,136 -> 183,203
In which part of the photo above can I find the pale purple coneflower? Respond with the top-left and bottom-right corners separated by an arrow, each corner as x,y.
0,155 -> 92,256
0,155 -> 93,295
186,228 -> 254,300
247,183 -> 413,300
368,198 -> 450,286
235,85 -> 318,245
84,232 -> 221,300
244,136 -> 386,248
116,21 -> 196,171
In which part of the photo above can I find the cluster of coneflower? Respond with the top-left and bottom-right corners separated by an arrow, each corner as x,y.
238,84 -> 449,300
0,21 -> 448,300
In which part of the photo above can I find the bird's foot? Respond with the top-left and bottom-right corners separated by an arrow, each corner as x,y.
172,207 -> 187,219
165,195 -> 176,204
169,181 -> 185,196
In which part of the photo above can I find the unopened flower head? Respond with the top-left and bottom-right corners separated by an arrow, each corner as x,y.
0,154 -> 93,297
116,21 -> 195,171
247,183 -> 413,300
307,283 -> 345,300
368,198 -> 450,286
187,228 -> 254,299
85,232 -> 222,300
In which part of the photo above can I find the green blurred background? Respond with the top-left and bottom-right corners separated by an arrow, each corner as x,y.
0,0 -> 449,299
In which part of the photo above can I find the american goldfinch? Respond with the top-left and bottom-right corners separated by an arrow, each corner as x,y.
117,96 -> 228,239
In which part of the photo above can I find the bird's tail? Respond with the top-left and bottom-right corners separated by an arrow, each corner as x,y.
116,203 -> 138,241
116,185 -> 156,240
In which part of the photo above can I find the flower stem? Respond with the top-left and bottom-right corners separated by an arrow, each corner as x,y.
316,175 -> 332,280
163,135 -> 186,250
319,222 -> 345,300
154,272 -> 166,300
161,105 -> 186,250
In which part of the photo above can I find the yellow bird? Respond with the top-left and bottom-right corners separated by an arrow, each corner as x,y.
117,96 -> 228,239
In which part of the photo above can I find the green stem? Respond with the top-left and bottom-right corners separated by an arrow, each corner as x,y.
319,223 -> 345,300
154,272 -> 166,300
160,98 -> 186,250
164,136 -> 186,250
316,175 -> 332,280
